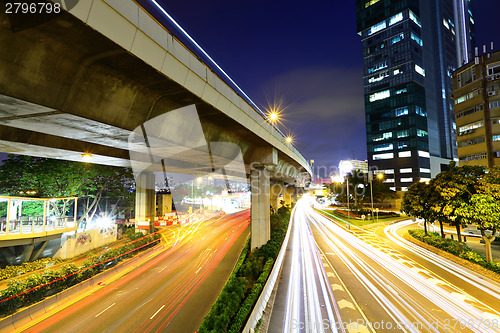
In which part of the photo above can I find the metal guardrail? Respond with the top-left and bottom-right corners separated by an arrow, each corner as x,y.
0,196 -> 77,240
242,205 -> 295,332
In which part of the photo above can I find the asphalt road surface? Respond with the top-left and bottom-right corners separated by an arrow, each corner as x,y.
16,211 -> 250,333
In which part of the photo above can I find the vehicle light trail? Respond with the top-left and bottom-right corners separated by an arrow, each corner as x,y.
280,199 -> 343,333
307,197 -> 500,333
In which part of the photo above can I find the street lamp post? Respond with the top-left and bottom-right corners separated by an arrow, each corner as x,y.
369,171 -> 374,221
310,159 -> 315,181
346,177 -> 350,221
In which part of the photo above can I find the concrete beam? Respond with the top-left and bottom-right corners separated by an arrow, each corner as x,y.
30,241 -> 48,261
250,167 -> 270,250
19,244 -> 34,263
250,147 -> 278,167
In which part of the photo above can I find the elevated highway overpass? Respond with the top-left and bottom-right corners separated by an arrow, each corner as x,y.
0,0 -> 311,251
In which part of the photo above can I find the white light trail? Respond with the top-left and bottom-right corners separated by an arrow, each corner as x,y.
309,204 -> 500,333
282,200 -> 341,332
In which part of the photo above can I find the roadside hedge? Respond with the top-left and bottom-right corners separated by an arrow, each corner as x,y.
0,258 -> 65,281
408,229 -> 500,275
0,232 -> 161,316
199,205 -> 291,333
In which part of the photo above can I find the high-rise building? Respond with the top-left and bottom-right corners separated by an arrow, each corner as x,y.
453,49 -> 500,167
356,0 -> 474,191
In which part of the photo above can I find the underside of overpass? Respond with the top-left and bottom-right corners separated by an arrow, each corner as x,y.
0,3 -> 310,251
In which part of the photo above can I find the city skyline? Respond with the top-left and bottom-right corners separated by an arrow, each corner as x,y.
148,0 -> 500,177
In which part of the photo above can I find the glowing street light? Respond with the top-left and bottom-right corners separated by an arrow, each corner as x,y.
269,112 -> 278,122
81,153 -> 92,161
286,136 -> 293,143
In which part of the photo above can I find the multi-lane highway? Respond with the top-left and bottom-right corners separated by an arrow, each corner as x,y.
268,199 -> 343,333
306,199 -> 500,333
14,211 -> 249,333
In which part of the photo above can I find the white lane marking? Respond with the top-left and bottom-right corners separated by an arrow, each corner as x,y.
331,283 -> 344,291
159,265 -> 169,273
150,304 -> 165,319
195,266 -> 202,274
338,299 -> 356,310
95,303 -> 115,318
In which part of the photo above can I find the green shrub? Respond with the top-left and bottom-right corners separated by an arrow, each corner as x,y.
199,206 -> 291,332
0,232 -> 161,316
409,229 -> 500,276
228,283 -> 263,333
0,258 -> 64,281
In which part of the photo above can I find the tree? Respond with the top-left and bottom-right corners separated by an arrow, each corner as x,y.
402,181 -> 433,235
431,162 -> 485,251
0,155 -> 134,229
328,170 -> 397,214
457,167 -> 500,262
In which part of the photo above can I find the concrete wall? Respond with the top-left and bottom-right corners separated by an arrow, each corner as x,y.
56,226 -> 118,259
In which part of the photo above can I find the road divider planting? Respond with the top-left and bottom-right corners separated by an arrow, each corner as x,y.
198,205 -> 291,333
408,229 -> 500,275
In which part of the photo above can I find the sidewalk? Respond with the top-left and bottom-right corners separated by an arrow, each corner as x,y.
426,224 -> 500,262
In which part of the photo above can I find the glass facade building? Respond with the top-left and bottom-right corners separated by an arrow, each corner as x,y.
356,0 -> 474,190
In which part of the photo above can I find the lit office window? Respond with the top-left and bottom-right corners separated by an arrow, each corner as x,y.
369,89 -> 391,102
401,178 -> 413,182
391,33 -> 405,44
373,153 -> 394,160
395,107 -> 409,117
417,129 -> 428,137
389,13 -> 403,26
409,10 -> 422,27
400,168 -> 412,173
372,132 -> 393,141
416,106 -> 427,116
418,151 -> 430,158
399,151 -> 411,157
374,143 -> 394,152
368,21 -> 387,35
411,32 -> 423,46
415,64 -> 425,76
419,168 -> 431,173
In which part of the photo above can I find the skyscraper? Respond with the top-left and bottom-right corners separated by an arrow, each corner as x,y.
356,0 -> 474,190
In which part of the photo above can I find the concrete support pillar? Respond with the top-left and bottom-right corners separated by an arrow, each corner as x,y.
19,244 -> 34,263
270,182 -> 283,211
31,241 -> 48,261
250,167 -> 270,250
283,186 -> 296,207
135,172 -> 156,233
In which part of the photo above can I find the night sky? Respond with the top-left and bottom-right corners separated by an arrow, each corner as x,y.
1,1 -> 499,175
146,0 -> 500,177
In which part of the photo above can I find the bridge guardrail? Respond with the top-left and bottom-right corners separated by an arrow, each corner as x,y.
242,205 -> 295,332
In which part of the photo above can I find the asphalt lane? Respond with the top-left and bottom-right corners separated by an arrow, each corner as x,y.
309,203 -> 500,333
19,211 -> 250,333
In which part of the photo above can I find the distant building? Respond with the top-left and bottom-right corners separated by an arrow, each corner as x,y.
156,190 -> 173,216
356,0 -> 474,190
315,178 -> 332,185
453,49 -> 500,167
339,160 -> 368,178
